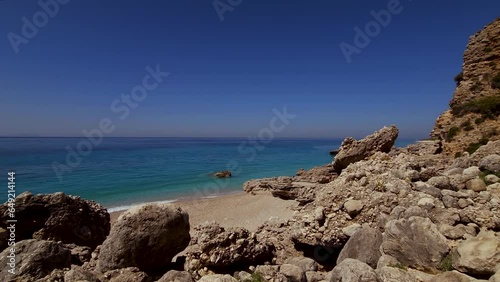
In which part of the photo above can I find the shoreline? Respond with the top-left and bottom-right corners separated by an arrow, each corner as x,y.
109,190 -> 299,231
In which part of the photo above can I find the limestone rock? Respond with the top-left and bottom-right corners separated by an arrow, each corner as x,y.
328,258 -> 379,282
337,226 -> 382,269
198,274 -> 238,282
431,18 -> 500,156
96,203 -> 190,273
0,239 -> 71,281
64,266 -> 100,282
480,155 -> 500,173
376,266 -> 419,282
429,271 -> 481,282
343,200 -> 364,217
285,257 -> 318,272
185,222 -> 274,273
279,264 -> 306,282
452,230 -> 500,276
157,270 -> 193,282
381,216 -> 450,272
463,166 -> 482,177
466,178 -> 487,192
104,267 -> 150,282
0,192 -> 110,251
333,125 -> 399,171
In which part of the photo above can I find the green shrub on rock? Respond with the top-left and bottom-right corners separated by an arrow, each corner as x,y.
446,126 -> 460,142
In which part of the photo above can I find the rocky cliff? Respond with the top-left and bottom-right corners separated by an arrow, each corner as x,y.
432,18 -> 500,156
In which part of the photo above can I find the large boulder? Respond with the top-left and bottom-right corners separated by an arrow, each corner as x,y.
452,230 -> 500,276
0,239 -> 71,281
333,125 -> 399,172
0,192 -> 110,251
381,216 -> 450,272
479,155 -> 500,174
185,222 -> 275,273
328,258 -> 379,282
337,226 -> 383,268
96,203 -> 190,273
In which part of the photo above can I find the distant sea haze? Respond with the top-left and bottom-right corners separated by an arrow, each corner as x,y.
0,137 -> 413,211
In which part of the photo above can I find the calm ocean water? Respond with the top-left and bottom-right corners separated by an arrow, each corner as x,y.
0,137 -> 413,211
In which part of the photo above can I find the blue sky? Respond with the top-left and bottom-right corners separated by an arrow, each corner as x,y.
1,0 -> 499,139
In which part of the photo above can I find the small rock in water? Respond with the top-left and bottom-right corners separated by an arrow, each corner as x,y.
213,170 -> 231,178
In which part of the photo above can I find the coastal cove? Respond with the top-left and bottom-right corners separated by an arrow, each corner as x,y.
0,137 -> 414,211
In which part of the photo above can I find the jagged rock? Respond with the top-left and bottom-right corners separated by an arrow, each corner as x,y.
333,125 -> 399,171
97,203 -> 190,273
64,243 -> 92,265
0,192 -> 110,251
337,226 -> 382,268
452,230 -> 500,276
198,274 -> 238,282
104,267 -> 150,282
381,216 -> 450,272
295,165 -> 337,183
157,270 -> 193,282
243,176 -> 320,204
185,222 -> 274,274
431,18 -> 500,156
279,264 -> 306,282
0,239 -> 71,281
328,258 -> 378,282
467,179 -> 487,192
64,266 -> 100,282
413,182 -> 442,199
480,155 -> 500,174
438,224 -> 477,240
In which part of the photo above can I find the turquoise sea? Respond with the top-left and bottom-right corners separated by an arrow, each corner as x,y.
0,137 -> 413,211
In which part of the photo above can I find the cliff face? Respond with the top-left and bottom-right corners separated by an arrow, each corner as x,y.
432,18 -> 500,156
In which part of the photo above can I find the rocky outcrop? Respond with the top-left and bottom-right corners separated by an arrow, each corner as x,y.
452,230 -> 500,276
432,18 -> 500,155
184,222 -> 275,277
381,216 -> 450,272
337,225 -> 383,268
0,239 -> 71,281
96,203 -> 190,273
328,258 -> 379,282
0,191 -> 109,251
333,125 -> 399,171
